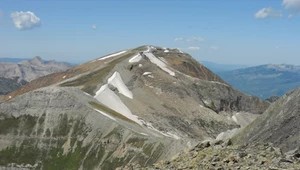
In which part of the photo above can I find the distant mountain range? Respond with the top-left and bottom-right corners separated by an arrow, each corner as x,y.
200,61 -> 249,73
0,57 -> 72,95
217,64 -> 300,99
0,58 -> 29,63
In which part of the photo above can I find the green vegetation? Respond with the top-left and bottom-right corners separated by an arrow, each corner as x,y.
52,114 -> 70,137
210,101 -> 217,111
0,139 -> 40,165
126,137 -> 147,148
0,115 -> 37,135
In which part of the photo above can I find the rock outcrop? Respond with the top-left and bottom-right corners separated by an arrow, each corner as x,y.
141,140 -> 300,170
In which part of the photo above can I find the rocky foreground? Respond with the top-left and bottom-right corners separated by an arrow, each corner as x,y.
120,140 -> 300,170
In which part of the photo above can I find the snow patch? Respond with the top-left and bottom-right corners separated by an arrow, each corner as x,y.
129,53 -> 142,63
94,85 -> 142,125
166,132 -> 181,140
142,72 -> 152,76
83,92 -> 91,96
145,46 -> 151,53
143,52 -> 175,76
164,49 -> 169,53
94,109 -> 116,121
142,121 -> 181,140
209,81 -> 229,87
150,46 -> 156,50
232,115 -> 238,123
107,72 -> 133,99
139,64 -> 143,67
140,133 -> 148,136
63,76 -> 66,79
216,128 -> 239,141
98,50 -> 127,60
8,96 -> 11,99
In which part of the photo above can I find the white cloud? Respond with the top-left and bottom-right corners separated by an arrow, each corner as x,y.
10,11 -> 41,30
174,37 -> 205,44
92,24 -> 97,30
254,7 -> 282,19
187,46 -> 200,50
288,14 -> 294,18
283,0 -> 300,12
210,46 -> 219,50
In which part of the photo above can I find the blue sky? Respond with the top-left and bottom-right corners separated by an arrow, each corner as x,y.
0,0 -> 300,65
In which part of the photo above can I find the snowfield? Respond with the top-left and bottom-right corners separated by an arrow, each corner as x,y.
144,52 -> 175,76
129,53 -> 142,63
94,84 -> 142,125
108,72 -> 133,99
98,50 -> 127,60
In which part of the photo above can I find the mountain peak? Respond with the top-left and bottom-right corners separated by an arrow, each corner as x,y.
30,56 -> 43,65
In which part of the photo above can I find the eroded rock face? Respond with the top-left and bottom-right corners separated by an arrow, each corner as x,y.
0,87 -> 183,169
233,88 -> 300,152
265,95 -> 280,103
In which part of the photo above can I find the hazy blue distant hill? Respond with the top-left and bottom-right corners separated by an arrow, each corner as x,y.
217,64 -> 300,99
200,61 -> 249,73
0,58 -> 29,63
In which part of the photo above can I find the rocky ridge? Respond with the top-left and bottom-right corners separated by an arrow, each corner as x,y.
133,140 -> 300,170
233,88 -> 300,153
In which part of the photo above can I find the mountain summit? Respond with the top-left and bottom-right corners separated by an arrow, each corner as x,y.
0,45 -> 268,169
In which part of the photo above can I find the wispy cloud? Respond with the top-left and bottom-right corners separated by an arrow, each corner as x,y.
254,7 -> 282,19
288,14 -> 294,18
174,37 -> 205,44
187,46 -> 201,50
210,46 -> 219,50
11,11 -> 41,30
282,0 -> 300,12
92,24 -> 97,30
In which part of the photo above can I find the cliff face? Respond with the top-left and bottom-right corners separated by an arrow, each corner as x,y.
0,45 -> 269,169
